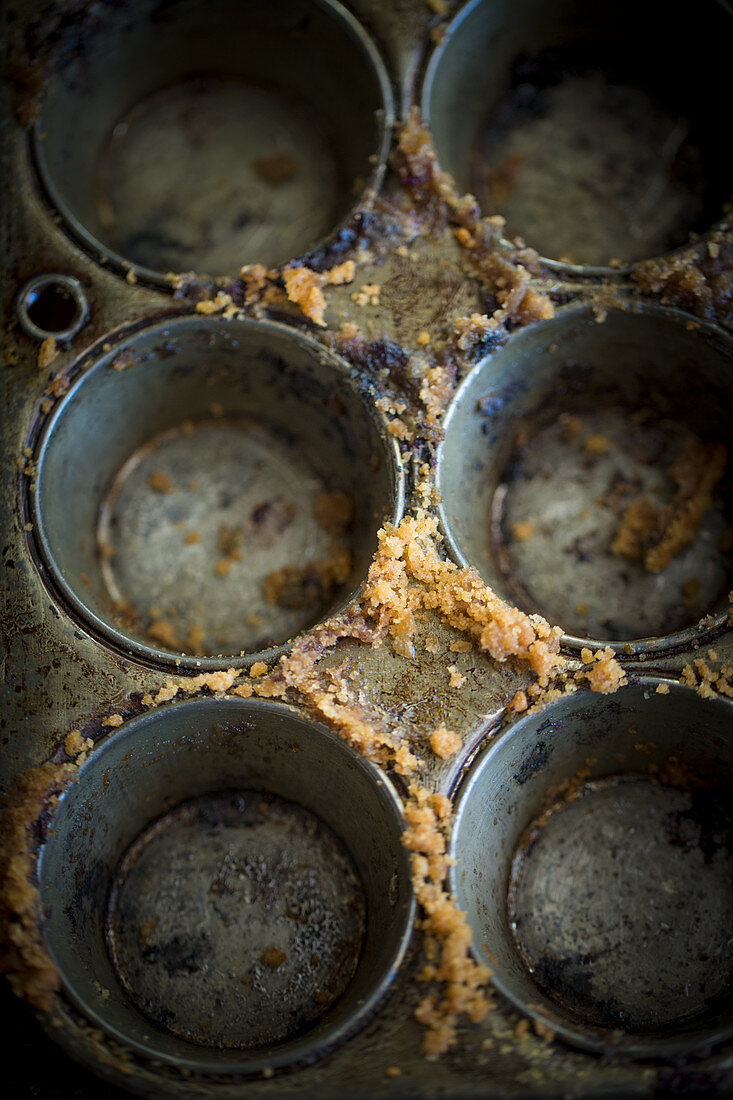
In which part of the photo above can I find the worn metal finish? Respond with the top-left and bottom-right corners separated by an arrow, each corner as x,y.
450,680 -> 733,1058
32,315 -> 402,667
437,303 -> 733,653
38,698 -> 414,1075
2,0 -> 733,1097
33,0 -> 395,280
422,0 -> 733,272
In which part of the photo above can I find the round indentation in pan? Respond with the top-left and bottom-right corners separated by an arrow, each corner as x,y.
450,681 -> 733,1057
16,274 -> 89,342
33,0 -> 393,280
37,698 -> 415,1073
31,316 -> 403,667
422,0 -> 733,271
106,791 -> 366,1049
437,304 -> 733,653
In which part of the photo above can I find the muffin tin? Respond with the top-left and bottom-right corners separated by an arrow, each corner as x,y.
3,1 -> 733,1097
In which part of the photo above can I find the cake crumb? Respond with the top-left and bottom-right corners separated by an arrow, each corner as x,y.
261,948 -> 287,968
148,471 -> 172,493
325,260 -> 356,286
417,331 -> 431,346
507,690 -> 528,713
351,283 -> 381,307
148,619 -> 180,648
250,662 -> 268,678
582,433 -> 609,455
580,647 -> 627,694
184,531 -> 200,545
64,730 -> 93,758
283,266 -> 327,326
656,683 -> 670,694
101,714 -> 123,728
37,337 -> 58,370
430,726 -> 462,759
385,1066 -> 401,1078
511,520 -> 534,541
447,664 -> 466,688
253,153 -> 298,184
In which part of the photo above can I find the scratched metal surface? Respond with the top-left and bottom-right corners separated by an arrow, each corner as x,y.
2,0 -> 733,1097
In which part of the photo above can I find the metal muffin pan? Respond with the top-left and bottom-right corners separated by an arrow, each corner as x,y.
450,681 -> 733,1059
32,314 -> 402,666
422,0 -> 733,272
2,0 -> 733,1097
32,0 -> 394,280
37,697 -> 414,1074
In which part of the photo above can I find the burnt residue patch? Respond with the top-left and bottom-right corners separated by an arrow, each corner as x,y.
140,931 -> 210,977
512,739 -> 549,785
664,785 -> 733,865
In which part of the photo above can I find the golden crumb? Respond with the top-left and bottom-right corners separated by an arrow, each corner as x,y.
64,730 -> 92,758
385,1066 -> 401,1078
351,283 -> 381,307
656,683 -> 671,694
581,648 -> 627,694
261,948 -> 287,968
612,438 -> 726,572
37,337 -> 58,370
417,331 -> 431,346
214,559 -> 233,577
507,690 -> 528,713
430,726 -> 462,759
314,491 -> 353,536
511,520 -> 534,541
253,153 -> 298,184
101,714 -> 123,728
148,470 -> 172,493
447,665 -> 466,688
148,619 -> 180,649
582,433 -> 609,455
195,292 -> 233,316
249,662 -> 268,678
325,260 -> 356,286
184,531 -> 200,545
283,266 -> 327,326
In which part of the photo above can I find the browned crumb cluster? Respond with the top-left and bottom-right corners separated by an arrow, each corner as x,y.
611,438 -> 727,572
578,647 -> 627,695
283,261 -> 356,326
262,491 -> 354,612
430,725 -> 462,759
680,653 -> 733,699
361,512 -> 564,686
262,545 -> 351,611
0,761 -> 77,1010
260,947 -> 287,968
391,112 -> 555,332
37,336 -> 58,370
632,228 -> 733,329
148,470 -> 172,493
404,784 -> 491,1057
